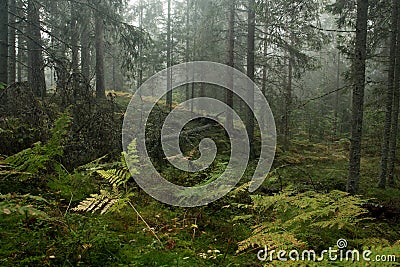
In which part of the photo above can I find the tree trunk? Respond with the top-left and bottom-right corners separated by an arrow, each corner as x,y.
137,0 -> 143,89
95,7 -> 106,99
185,0 -> 190,101
388,0 -> 400,187
246,0 -> 255,159
0,0 -> 8,85
166,0 -> 172,110
284,54 -> 293,150
17,33 -> 23,82
226,0 -> 235,132
80,9 -> 91,83
348,0 -> 369,195
27,0 -> 46,97
333,51 -> 341,138
261,0 -> 268,98
379,0 -> 397,189
8,0 -> 16,84
70,3 -> 79,73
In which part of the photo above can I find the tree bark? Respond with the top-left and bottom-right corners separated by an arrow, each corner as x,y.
8,0 -> 16,84
70,3 -> 79,73
348,0 -> 369,195
226,0 -> 235,132
333,51 -> 340,137
80,8 -> 91,83
137,0 -> 143,89
379,0 -> 397,189
0,0 -> 8,85
246,0 -> 255,159
27,0 -> 46,97
284,53 -> 293,150
388,0 -> 400,187
95,7 -> 106,99
166,0 -> 172,110
185,0 -> 190,101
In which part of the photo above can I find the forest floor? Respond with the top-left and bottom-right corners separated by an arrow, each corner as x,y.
1,92 -> 400,266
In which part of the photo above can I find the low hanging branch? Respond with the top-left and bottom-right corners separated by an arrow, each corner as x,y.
309,24 -> 356,33
298,84 -> 354,108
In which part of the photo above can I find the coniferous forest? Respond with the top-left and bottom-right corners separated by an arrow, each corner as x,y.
0,0 -> 400,266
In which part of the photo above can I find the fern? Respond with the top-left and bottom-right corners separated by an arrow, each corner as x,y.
72,165 -> 134,215
72,140 -> 138,215
4,112 -> 71,180
236,190 -> 370,254
72,140 -> 162,245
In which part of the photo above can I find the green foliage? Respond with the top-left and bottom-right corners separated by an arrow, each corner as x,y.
0,193 -> 48,218
73,141 -> 137,215
4,112 -> 71,181
236,190 -> 370,254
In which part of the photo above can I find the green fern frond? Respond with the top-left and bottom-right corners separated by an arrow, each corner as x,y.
237,190 -> 370,254
97,169 -> 131,187
73,139 -> 139,215
4,112 -> 71,180
72,189 -> 122,215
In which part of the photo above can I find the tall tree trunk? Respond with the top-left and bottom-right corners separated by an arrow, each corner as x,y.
17,34 -> 23,82
334,51 -> 341,137
0,0 -> 8,85
137,0 -> 143,89
17,1 -> 24,83
379,0 -> 397,189
27,0 -> 46,97
95,7 -> 105,99
70,3 -> 79,73
166,0 -> 172,110
388,0 -> 400,187
246,0 -> 255,159
348,0 -> 369,195
185,0 -> 190,101
80,9 -> 91,83
226,0 -> 235,131
8,0 -> 16,84
261,0 -> 268,98
284,54 -> 293,150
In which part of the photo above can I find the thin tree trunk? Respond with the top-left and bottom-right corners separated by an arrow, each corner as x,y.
261,0 -> 268,98
348,0 -> 369,195
137,0 -> 143,89
185,0 -> 190,101
8,0 -> 16,84
388,0 -> 400,187
284,54 -> 293,150
166,0 -> 172,110
80,9 -> 91,83
95,7 -> 105,99
17,34 -> 23,82
0,0 -> 8,85
334,51 -> 340,137
17,0 -> 24,83
27,0 -> 46,97
246,0 -> 255,159
70,3 -> 79,73
226,0 -> 235,132
379,0 -> 397,189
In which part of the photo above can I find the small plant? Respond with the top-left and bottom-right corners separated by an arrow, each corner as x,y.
73,140 -> 162,245
4,112 -> 71,181
236,190 -> 370,255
